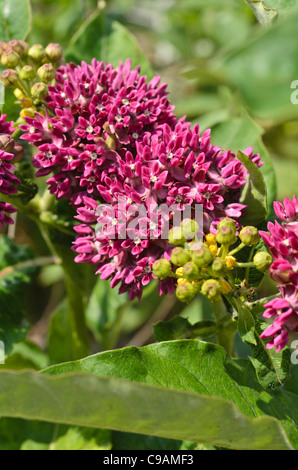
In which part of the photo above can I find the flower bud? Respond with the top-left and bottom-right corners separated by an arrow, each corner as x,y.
219,277 -> 232,295
205,233 -> 217,246
19,65 -> 36,81
201,279 -> 222,302
0,41 -> 7,55
0,69 -> 19,88
168,226 -> 187,246
31,82 -> 48,100
225,256 -> 236,270
239,226 -> 260,246
182,262 -> 200,282
210,257 -> 227,277
1,49 -> 19,68
180,218 -> 199,241
191,243 -> 214,268
11,143 -> 24,163
8,40 -> 29,57
171,247 -> 191,266
216,225 -> 237,246
176,280 -> 196,303
37,63 -> 55,83
217,217 -> 236,231
152,259 -> 172,280
0,133 -> 15,153
45,43 -> 63,62
28,44 -> 46,62
253,251 -> 273,272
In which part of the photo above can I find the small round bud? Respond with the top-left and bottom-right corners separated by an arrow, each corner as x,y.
20,108 -> 36,119
191,243 -> 214,268
19,65 -> 36,81
45,43 -> 63,62
219,277 -> 232,295
176,280 -> 196,303
239,226 -> 260,246
168,226 -> 187,246
216,226 -> 237,246
1,49 -> 19,68
11,143 -> 24,163
0,133 -> 15,153
209,244 -> 218,257
28,44 -> 46,62
7,40 -> 29,57
31,82 -> 48,100
210,257 -> 227,277
14,88 -> 25,100
180,218 -> 199,242
152,259 -> 172,280
182,262 -> 200,282
0,41 -> 7,55
205,233 -> 217,246
201,279 -> 222,302
253,251 -> 273,273
37,63 -> 55,83
217,217 -> 237,231
0,69 -> 19,88
171,247 -> 191,266
225,256 -> 237,270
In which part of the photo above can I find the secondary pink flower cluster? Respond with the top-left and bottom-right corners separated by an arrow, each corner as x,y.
259,196 -> 298,352
0,113 -> 20,228
20,58 -> 263,299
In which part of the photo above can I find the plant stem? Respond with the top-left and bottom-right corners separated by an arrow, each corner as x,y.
212,298 -> 236,357
0,255 -> 58,279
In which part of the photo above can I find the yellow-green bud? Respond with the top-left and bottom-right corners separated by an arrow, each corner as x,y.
0,41 -> 7,55
0,69 -> 19,88
37,63 -> 55,83
182,262 -> 200,282
210,257 -> 227,277
253,251 -> 273,273
28,44 -> 46,62
7,40 -> 29,57
19,65 -> 36,81
191,243 -> 214,268
201,279 -> 222,302
171,247 -> 191,266
215,225 -> 237,246
180,218 -> 199,242
239,226 -> 260,246
218,217 -> 237,231
152,259 -> 172,280
169,226 -> 187,246
31,82 -> 48,100
176,280 -> 196,303
45,43 -> 63,62
1,49 -> 19,68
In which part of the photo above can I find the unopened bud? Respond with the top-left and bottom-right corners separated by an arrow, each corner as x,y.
19,65 -> 36,81
171,247 -> 191,266
205,233 -> 217,246
45,43 -> 63,62
31,82 -> 48,100
182,262 -> 200,282
225,256 -> 237,270
239,226 -> 260,246
0,69 -> 19,88
11,144 -> 24,163
152,259 -> 172,280
0,134 -> 15,153
169,226 -> 187,246
218,217 -> 237,231
191,243 -> 214,268
210,257 -> 227,277
253,251 -> 273,273
216,225 -> 237,246
8,40 -> 29,57
1,49 -> 19,68
219,277 -> 232,295
180,218 -> 199,242
201,279 -> 222,302
28,44 -> 46,62
37,63 -> 55,83
176,280 -> 196,303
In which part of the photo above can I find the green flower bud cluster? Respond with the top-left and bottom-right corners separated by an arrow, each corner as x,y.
0,40 -> 64,119
153,218 -> 272,304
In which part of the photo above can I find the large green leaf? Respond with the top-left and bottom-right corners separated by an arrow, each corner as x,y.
0,0 -> 32,41
65,11 -> 153,78
42,340 -> 298,449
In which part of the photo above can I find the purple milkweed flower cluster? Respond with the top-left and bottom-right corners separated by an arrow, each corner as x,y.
259,196 -> 298,352
0,113 -> 20,228
20,58 -> 263,300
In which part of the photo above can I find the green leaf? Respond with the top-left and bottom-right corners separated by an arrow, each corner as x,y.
43,340 -> 298,449
236,301 -> 257,346
65,11 -> 153,78
0,0 -> 32,41
243,1 -> 278,26
153,316 -> 217,342
0,236 -> 37,354
237,150 -> 268,226
210,109 -> 276,212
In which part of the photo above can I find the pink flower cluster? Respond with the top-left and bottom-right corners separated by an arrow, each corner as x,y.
260,196 -> 298,352
0,113 -> 20,228
20,58 -> 263,299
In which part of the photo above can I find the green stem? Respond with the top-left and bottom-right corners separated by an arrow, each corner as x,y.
0,255 -> 58,279
228,242 -> 246,257
212,298 -> 236,357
